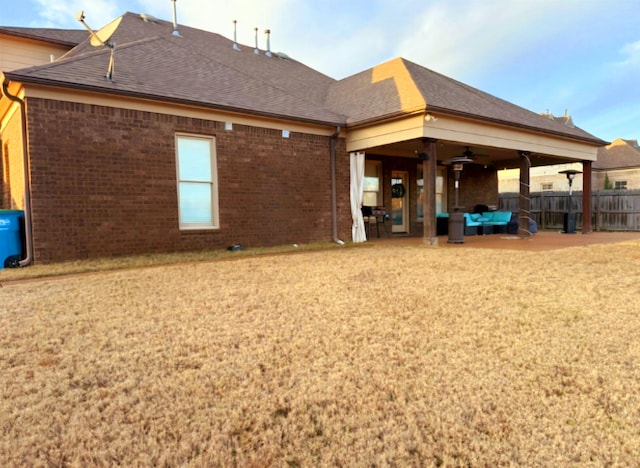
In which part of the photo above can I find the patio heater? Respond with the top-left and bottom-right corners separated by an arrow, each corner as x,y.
559,169 -> 582,234
444,155 -> 473,243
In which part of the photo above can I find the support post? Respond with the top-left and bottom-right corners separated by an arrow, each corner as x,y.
582,160 -> 592,234
422,138 -> 438,245
518,151 -> 532,237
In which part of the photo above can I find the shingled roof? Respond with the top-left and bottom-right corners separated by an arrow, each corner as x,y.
3,12 -> 606,144
327,57 -> 603,142
0,26 -> 87,47
4,13 -> 345,125
594,138 -> 640,170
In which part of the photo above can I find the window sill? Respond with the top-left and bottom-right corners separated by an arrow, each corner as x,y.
179,225 -> 219,231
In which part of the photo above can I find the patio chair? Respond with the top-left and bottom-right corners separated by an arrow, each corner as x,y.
362,206 -> 390,238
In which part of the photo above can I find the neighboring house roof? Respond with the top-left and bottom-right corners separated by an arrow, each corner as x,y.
0,26 -> 87,47
594,138 -> 640,170
2,12 -> 606,144
539,111 -> 575,128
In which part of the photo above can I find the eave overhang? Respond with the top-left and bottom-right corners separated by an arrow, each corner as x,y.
346,105 -> 607,147
346,109 -> 602,163
0,28 -> 80,47
3,72 -> 346,129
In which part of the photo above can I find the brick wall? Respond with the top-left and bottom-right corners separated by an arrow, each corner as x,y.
24,98 -> 350,263
450,163 -> 499,212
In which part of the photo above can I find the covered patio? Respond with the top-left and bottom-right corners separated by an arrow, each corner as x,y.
338,58 -> 607,245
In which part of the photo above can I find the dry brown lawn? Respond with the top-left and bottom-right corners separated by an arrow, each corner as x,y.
2,240 -> 640,466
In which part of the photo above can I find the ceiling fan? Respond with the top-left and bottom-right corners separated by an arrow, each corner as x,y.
459,146 -> 490,160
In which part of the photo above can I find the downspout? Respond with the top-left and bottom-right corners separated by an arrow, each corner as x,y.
330,126 -> 344,244
2,78 -> 33,266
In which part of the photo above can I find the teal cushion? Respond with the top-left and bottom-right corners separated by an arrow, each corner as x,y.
470,213 -> 481,221
492,211 -> 512,223
463,213 -> 481,226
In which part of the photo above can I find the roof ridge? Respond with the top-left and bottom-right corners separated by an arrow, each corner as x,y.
163,32 -> 344,119
402,58 -> 524,109
400,57 -> 604,141
373,57 -> 426,112
55,35 -> 163,64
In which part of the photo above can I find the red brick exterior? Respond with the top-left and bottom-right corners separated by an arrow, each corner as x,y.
447,163 -> 499,213
2,96 -> 501,263
20,98 -> 351,263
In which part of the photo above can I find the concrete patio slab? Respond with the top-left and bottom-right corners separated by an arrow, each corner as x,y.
370,230 -> 640,251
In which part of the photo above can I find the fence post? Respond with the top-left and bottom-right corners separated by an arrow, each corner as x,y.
540,191 -> 545,229
582,161 -> 592,233
595,191 -> 600,231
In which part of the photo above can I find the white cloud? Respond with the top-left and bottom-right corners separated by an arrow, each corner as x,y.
135,0 -> 297,44
617,39 -> 640,68
389,0 -> 601,81
168,0 -> 397,79
33,0 -> 123,28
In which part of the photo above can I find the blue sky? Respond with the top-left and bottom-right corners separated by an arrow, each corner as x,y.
5,0 -> 639,143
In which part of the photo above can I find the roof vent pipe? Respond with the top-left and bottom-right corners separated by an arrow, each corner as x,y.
253,27 -> 259,54
170,0 -> 181,37
232,20 -> 240,50
264,29 -> 272,57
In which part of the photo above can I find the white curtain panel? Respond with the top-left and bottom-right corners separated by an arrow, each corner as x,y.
350,151 -> 367,242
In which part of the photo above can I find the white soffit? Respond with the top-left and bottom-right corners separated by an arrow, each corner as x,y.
347,113 -> 598,162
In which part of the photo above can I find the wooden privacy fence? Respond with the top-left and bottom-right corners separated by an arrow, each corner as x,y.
499,190 -> 640,231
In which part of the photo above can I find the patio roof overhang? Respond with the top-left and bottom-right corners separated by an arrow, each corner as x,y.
345,110 -> 602,169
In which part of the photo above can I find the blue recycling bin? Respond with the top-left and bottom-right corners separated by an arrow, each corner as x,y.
0,210 -> 24,269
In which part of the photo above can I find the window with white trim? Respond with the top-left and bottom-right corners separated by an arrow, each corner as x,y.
175,134 -> 219,229
363,160 -> 382,207
614,180 -> 628,190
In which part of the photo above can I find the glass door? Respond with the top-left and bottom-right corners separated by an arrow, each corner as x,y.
391,171 -> 408,233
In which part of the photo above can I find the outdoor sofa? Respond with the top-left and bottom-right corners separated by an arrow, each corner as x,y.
437,211 -> 513,236
468,211 -> 513,234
